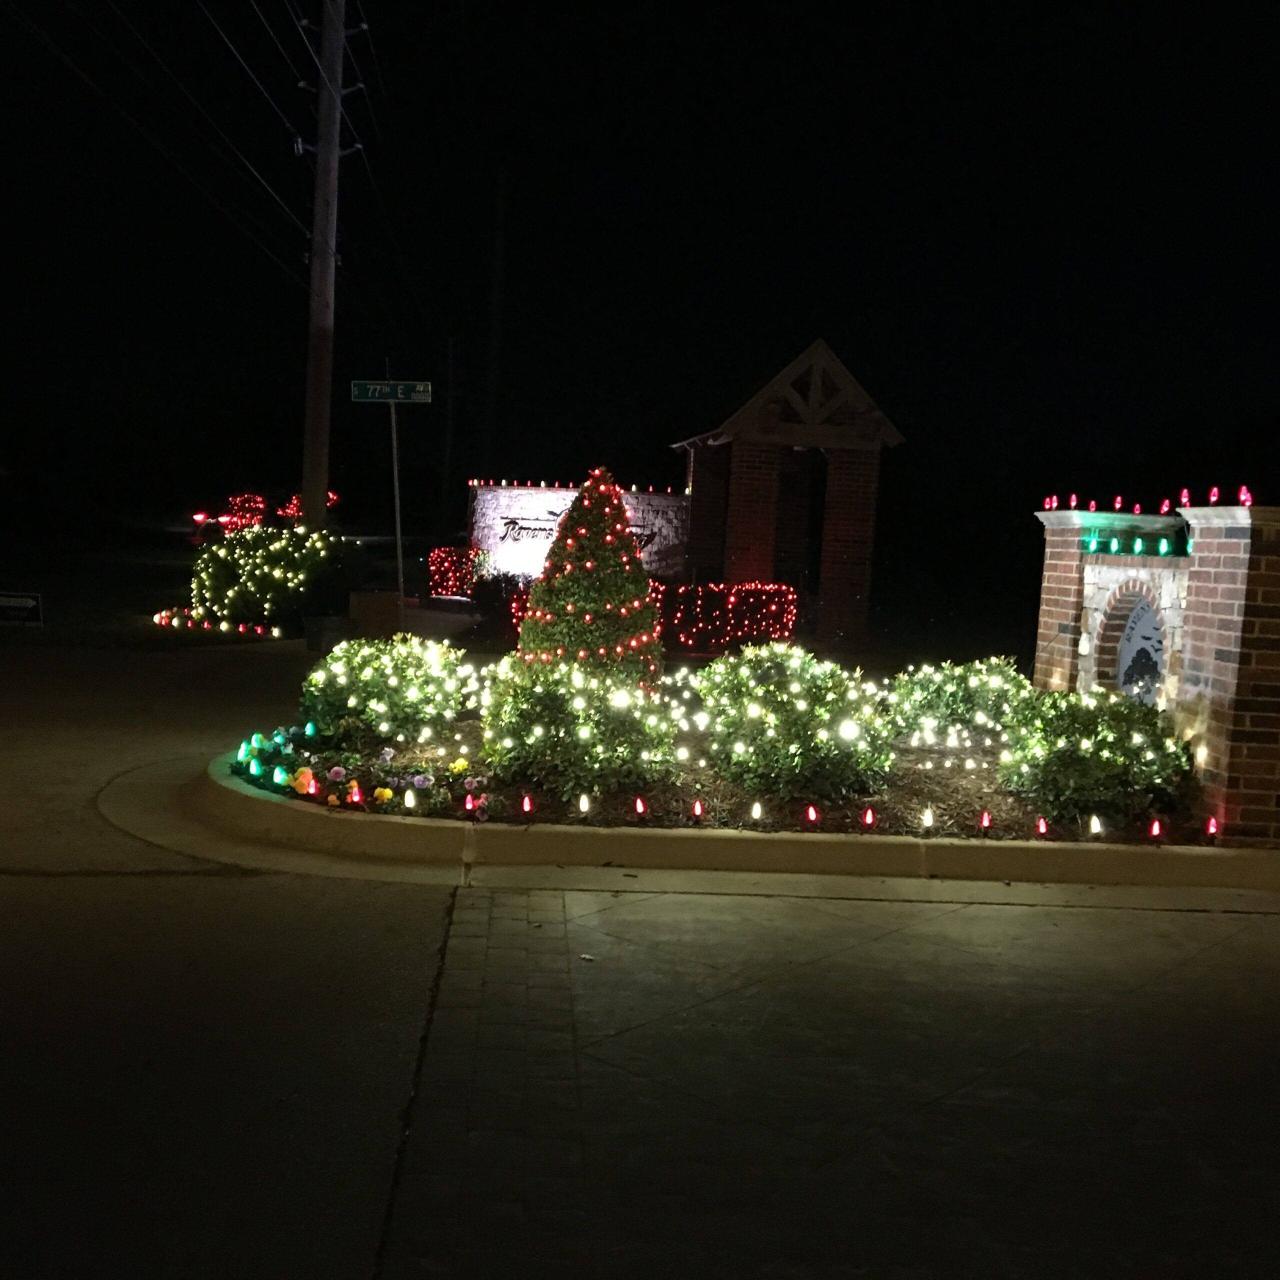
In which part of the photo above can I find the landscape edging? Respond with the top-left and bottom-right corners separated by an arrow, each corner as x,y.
196,754 -> 1280,890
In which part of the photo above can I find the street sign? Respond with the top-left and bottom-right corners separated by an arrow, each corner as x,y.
0,591 -> 43,626
351,380 -> 432,403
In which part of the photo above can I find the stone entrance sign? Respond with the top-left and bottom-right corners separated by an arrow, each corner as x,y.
469,483 -> 689,579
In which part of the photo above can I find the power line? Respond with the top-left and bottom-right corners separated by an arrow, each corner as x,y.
342,38 -> 382,142
1,0 -> 308,289
98,0 -> 309,237
196,0 -> 300,141
354,0 -> 391,103
249,0 -> 303,84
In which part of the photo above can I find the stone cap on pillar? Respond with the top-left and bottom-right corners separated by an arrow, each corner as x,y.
1179,505 -> 1280,532
671,338 -> 903,452
1037,510 -> 1184,536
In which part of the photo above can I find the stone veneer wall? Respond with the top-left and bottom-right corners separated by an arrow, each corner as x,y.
1033,507 -> 1280,845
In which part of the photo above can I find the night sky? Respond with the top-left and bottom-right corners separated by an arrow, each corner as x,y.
3,2 -> 1276,651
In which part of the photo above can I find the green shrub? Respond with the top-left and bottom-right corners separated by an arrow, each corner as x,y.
481,656 -> 678,798
190,525 -> 351,627
693,643 -> 892,800
300,636 -> 480,745
886,657 -> 1036,736
999,689 -> 1193,822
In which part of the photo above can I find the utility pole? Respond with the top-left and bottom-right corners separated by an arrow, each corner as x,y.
301,0 -> 347,529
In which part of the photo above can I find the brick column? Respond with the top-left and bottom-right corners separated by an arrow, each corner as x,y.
1177,506 -> 1280,843
723,441 -> 780,583
817,448 -> 880,645
1033,512 -> 1087,691
686,444 -> 729,579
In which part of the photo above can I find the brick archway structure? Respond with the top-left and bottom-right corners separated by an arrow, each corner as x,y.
1033,505 -> 1280,844
1092,579 -> 1165,695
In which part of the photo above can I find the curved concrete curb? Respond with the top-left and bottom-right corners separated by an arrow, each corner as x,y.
191,753 -> 1280,892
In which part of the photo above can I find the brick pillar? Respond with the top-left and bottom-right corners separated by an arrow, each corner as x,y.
1032,512 -> 1086,691
1177,506 -> 1280,843
687,444 -> 729,579
817,448 -> 880,645
723,441 -> 781,583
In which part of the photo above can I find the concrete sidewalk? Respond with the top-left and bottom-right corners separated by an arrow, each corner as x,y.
4,645 -> 1280,1277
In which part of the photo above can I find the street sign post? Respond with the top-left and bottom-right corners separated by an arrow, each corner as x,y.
352,376 -> 431,627
351,380 -> 432,403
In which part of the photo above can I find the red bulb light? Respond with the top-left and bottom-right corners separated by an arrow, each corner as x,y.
1159,498 -> 1171,514
521,794 -> 533,815
692,798 -> 704,820
861,805 -> 877,829
1149,817 -> 1163,839
349,786 -> 363,805
1132,503 -> 1142,515
634,796 -> 647,817
1088,499 -> 1097,512
1068,493 -> 1078,509
979,809 -> 992,832
464,793 -> 475,813
1113,495 -> 1123,512
1239,485 -> 1253,507
1035,816 -> 1049,837
1209,486 -> 1220,505
192,512 -> 207,524
1206,815 -> 1219,836
805,804 -> 819,824
1180,487 -> 1191,506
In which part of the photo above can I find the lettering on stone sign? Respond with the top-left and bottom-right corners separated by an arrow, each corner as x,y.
499,517 -> 558,543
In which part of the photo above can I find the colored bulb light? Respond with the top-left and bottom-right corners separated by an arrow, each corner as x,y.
521,794 -> 533,815
978,810 -> 992,832
634,796 -> 647,817
1209,486 -> 1219,504
861,806 -> 877,829
464,793 -> 475,812
691,798 -> 704,820
1035,816 -> 1048,837
805,804 -> 819,824
1148,817 -> 1163,839
1206,816 -> 1220,836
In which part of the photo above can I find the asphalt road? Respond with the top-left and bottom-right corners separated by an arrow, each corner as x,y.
3,641 -> 1279,1278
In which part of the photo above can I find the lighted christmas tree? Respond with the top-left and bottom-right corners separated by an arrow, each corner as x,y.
517,467 -> 662,675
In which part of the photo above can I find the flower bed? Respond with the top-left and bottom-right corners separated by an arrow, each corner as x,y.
228,640 -> 1212,845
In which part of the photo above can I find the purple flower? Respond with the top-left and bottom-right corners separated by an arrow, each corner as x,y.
463,776 -> 476,791
411,773 -> 432,789
327,765 -> 347,782
380,747 -> 396,763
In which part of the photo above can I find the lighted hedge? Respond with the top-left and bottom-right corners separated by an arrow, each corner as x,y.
190,525 -> 349,628
301,636 -> 480,744
481,655 -> 679,798
692,643 -> 893,799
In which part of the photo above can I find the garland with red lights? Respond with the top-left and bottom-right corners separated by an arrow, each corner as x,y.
668,582 -> 798,653
428,546 -> 482,597
194,491 -> 339,530
516,467 -> 663,675
276,490 -> 340,522
1042,485 -> 1254,514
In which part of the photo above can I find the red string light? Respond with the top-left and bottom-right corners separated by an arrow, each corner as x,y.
805,804 -> 820,824
1035,816 -> 1049,837
521,794 -> 534,815
691,798 -> 704,821
464,793 -> 475,813
668,583 -> 798,653
861,805 -> 877,829
978,809 -> 992,833
1206,815 -> 1219,837
428,546 -> 481,597
1148,817 -> 1162,839
634,796 -> 647,817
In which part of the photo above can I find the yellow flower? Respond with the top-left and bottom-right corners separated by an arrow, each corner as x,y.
449,757 -> 468,776
326,794 -> 339,807
290,767 -> 314,795
373,787 -> 393,804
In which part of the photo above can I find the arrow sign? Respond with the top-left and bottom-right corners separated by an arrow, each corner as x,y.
351,380 -> 432,403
